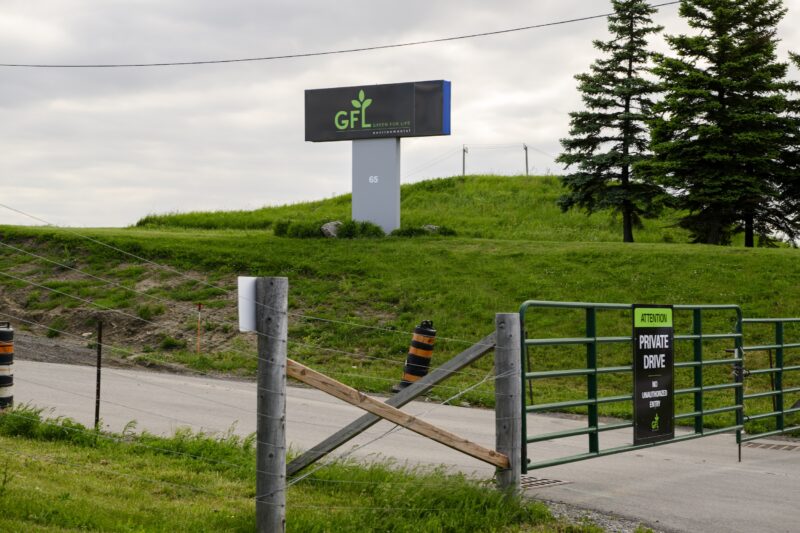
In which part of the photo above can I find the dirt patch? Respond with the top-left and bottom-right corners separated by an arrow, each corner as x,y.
13,331 -> 203,375
0,243 -> 251,376
2,256 -> 236,338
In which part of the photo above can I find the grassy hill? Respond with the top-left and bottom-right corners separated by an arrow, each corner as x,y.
136,175 -> 692,243
1,175 -> 798,433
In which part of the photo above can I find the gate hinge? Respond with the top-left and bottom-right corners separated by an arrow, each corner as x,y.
731,363 -> 750,381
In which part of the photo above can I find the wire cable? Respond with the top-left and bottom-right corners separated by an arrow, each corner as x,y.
2,310 -> 490,441
403,148 -> 462,179
0,266 -> 488,380
15,374 -> 275,440
0,2 -> 681,69
0,235 -> 496,381
0,204 -> 496,349
278,367 -> 505,495
0,248 -> 481,378
1,307 -> 482,402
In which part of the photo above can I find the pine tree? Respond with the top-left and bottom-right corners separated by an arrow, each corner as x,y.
777,53 -> 800,245
643,0 -> 797,245
557,0 -> 664,243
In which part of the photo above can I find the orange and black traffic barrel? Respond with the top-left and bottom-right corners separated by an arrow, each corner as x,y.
0,322 -> 13,410
394,320 -> 436,391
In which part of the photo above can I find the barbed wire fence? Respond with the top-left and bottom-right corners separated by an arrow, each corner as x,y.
0,203 -> 523,530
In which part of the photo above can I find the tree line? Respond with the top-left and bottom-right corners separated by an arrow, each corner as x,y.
558,0 -> 800,246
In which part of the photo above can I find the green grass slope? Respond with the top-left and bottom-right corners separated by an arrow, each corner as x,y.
136,175 -> 691,243
1,175 -> 798,433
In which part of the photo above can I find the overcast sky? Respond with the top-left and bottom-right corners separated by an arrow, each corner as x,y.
2,0 -> 799,227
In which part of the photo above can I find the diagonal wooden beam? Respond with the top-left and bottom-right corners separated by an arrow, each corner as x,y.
286,357 -> 509,469
286,332 -> 496,475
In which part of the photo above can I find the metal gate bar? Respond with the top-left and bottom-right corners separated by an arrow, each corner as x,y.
741,317 -> 800,441
519,301 -> 743,472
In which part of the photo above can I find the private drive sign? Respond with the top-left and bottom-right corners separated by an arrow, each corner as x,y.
632,305 -> 675,445
305,80 -> 451,142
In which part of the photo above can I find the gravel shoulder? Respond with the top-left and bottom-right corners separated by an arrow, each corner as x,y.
544,500 -> 665,533
14,331 -> 204,375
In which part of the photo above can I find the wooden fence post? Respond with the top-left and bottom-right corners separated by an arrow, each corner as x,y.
256,277 -> 288,533
495,313 -> 522,492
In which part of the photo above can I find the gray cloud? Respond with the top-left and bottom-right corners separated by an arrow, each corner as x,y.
0,0 -> 798,226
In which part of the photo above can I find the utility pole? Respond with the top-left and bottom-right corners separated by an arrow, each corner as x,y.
523,144 -> 529,176
256,277 -> 288,533
462,144 -> 468,176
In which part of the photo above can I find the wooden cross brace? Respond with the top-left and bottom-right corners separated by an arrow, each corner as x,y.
286,358 -> 510,469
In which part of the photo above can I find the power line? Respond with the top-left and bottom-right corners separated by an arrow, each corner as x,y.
0,2 -> 681,69
403,148 -> 461,179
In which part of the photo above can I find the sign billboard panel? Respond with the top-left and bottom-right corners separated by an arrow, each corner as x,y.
305,80 -> 451,142
632,304 -> 675,445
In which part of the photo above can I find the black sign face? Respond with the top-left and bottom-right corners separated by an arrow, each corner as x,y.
305,80 -> 451,142
632,305 -> 675,445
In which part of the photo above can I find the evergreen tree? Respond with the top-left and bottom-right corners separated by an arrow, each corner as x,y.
774,53 -> 800,245
643,0 -> 797,245
557,0 -> 664,243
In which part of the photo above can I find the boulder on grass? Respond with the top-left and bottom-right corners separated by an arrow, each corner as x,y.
321,221 -> 343,238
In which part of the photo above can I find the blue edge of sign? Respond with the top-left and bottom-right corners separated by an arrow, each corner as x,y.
442,80 -> 451,135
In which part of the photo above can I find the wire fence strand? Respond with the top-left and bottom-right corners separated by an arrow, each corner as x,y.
0,211 -> 496,349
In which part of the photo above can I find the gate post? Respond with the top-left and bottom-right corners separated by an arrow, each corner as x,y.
495,313 -> 522,493
256,277 -> 288,533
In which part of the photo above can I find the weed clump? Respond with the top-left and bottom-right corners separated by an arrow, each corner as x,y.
274,220 -> 385,239
391,225 -> 457,237
158,335 -> 186,350
337,220 -> 384,239
272,219 -> 291,237
46,317 -> 67,338
136,304 -> 165,321
287,221 -> 324,238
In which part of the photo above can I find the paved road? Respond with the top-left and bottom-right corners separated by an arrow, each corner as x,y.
11,360 -> 800,533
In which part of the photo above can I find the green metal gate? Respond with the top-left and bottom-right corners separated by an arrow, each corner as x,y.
519,300 -> 744,472
741,317 -> 800,441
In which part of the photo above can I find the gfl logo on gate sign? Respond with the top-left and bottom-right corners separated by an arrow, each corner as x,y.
334,89 -> 372,130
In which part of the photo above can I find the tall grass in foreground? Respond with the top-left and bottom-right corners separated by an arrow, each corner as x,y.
0,406 -> 596,532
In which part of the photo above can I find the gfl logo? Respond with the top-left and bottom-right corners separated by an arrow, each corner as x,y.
334,89 -> 372,130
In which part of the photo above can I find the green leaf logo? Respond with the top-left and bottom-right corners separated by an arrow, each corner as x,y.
352,90 -> 368,109
651,413 -> 660,431
336,89 -> 373,129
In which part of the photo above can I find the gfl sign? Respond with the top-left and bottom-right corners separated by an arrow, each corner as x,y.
334,89 -> 372,130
